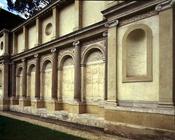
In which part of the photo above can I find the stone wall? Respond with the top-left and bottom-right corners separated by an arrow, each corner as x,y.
0,0 -> 174,139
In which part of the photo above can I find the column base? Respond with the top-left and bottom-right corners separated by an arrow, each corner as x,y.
0,98 -> 10,111
45,99 -> 62,112
63,101 -> 86,114
158,101 -> 175,108
19,98 -> 31,107
104,100 -> 118,109
10,97 -> 19,105
31,99 -> 44,109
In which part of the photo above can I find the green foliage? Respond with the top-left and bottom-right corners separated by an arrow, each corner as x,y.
6,0 -> 53,18
0,115 -> 86,140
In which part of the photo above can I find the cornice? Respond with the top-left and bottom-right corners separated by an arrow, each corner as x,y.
102,0 -> 168,20
155,0 -> 175,12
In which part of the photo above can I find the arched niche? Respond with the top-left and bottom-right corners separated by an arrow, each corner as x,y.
27,64 -> 36,99
41,60 -> 52,100
60,56 -> 74,102
84,49 -> 105,103
0,70 -> 2,98
122,24 -> 152,82
16,67 -> 23,98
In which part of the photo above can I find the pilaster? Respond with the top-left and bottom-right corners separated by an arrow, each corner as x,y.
52,6 -> 59,39
57,67 -> 62,103
13,32 -> 17,54
105,19 -> 118,105
80,64 -> 85,103
34,54 -> 40,99
158,2 -> 175,107
10,62 -> 18,105
35,18 -> 42,46
73,41 -> 81,102
0,61 -> 10,110
22,59 -> 27,98
11,62 -> 16,97
51,48 -> 57,99
74,0 -> 82,31
23,26 -> 28,50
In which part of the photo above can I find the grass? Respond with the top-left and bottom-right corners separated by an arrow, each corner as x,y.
0,115 -> 86,140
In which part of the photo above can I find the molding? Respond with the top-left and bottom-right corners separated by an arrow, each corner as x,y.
34,54 -> 39,58
155,0 -> 174,12
102,31 -> 108,37
122,24 -> 153,83
58,51 -> 75,69
102,0 -> 165,19
51,48 -> 57,53
105,19 -> 119,28
119,10 -> 157,27
73,40 -> 80,47
81,43 -> 105,65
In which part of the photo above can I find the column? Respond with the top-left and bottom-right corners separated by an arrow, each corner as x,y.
34,54 -> 40,99
11,62 -> 16,97
103,31 -> 108,100
23,26 -> 28,50
158,5 -> 175,107
1,61 -> 8,99
13,32 -> 17,54
73,41 -> 81,101
57,67 -> 62,101
51,48 -> 58,99
52,6 -> 59,39
36,18 -> 42,46
22,59 -> 27,98
74,0 -> 82,31
80,64 -> 85,102
106,19 -> 118,105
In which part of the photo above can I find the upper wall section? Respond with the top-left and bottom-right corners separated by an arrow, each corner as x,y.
12,0 -> 121,55
0,30 -> 9,56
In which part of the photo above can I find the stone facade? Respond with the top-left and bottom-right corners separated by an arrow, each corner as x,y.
0,0 -> 175,139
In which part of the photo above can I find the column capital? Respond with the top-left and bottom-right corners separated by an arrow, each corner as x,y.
103,31 -> 108,37
52,5 -> 57,10
11,61 -> 15,65
21,58 -> 26,62
155,0 -> 174,12
51,48 -> 57,53
73,40 -> 80,47
105,19 -> 119,28
34,54 -> 39,58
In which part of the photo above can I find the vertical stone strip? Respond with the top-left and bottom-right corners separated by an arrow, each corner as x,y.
52,6 -> 59,39
106,19 -> 118,105
51,48 -> 57,99
22,59 -> 27,98
73,41 -> 81,102
12,62 -> 16,97
159,7 -> 174,107
23,26 -> 28,50
74,0 -> 82,31
3,61 -> 9,99
80,64 -> 85,102
36,18 -> 41,46
57,67 -> 62,102
13,32 -> 17,54
103,31 -> 108,101
34,54 -> 40,99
